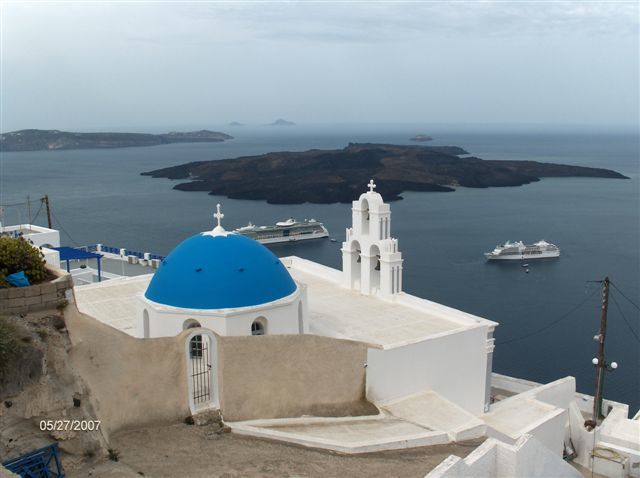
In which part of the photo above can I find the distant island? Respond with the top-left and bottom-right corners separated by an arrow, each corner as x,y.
142,143 -> 628,204
410,134 -> 433,142
228,122 -> 244,127
268,118 -> 296,126
0,129 -> 233,152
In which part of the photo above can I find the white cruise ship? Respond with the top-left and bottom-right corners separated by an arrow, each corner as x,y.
235,218 -> 329,244
484,240 -> 560,260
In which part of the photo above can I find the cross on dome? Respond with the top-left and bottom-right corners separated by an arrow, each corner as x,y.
214,203 -> 224,228
367,179 -> 377,193
203,203 -> 229,237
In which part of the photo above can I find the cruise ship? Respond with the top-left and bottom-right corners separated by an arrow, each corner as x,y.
234,218 -> 329,244
484,240 -> 560,260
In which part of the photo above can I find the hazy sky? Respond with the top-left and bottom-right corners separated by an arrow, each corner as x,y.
1,1 -> 638,131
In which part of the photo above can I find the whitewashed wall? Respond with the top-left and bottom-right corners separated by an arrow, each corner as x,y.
136,287 -> 306,339
366,325 -> 489,415
42,247 -> 61,268
485,406 -> 567,456
426,434 -> 583,478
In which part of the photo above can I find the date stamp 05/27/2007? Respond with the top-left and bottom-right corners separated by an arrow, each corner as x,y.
39,420 -> 101,432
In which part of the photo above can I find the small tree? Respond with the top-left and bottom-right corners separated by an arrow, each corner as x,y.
0,236 -> 48,287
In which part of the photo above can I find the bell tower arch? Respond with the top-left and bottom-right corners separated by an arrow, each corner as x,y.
342,179 -> 403,298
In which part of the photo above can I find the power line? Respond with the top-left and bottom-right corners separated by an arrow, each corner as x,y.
50,209 -> 81,246
610,290 -> 640,344
497,287 -> 600,346
0,200 -> 29,208
610,281 -> 640,312
31,202 -> 44,224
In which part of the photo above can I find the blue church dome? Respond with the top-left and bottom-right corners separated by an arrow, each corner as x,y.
145,232 -> 297,310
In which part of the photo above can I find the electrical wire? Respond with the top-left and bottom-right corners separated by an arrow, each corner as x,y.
610,281 -> 640,312
30,202 -> 43,224
610,290 -> 640,344
0,200 -> 29,208
50,209 -> 81,246
497,286 -> 600,346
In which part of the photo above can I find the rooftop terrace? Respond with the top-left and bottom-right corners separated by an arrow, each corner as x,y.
285,256 -> 495,349
74,255 -> 495,345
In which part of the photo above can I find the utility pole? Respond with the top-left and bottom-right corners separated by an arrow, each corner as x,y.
592,276 -> 610,423
42,195 -> 53,229
27,195 -> 32,225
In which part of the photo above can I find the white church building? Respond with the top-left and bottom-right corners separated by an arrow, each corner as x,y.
71,181 -> 639,477
128,181 -> 496,415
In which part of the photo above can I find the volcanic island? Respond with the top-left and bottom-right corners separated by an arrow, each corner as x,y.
142,143 -> 628,204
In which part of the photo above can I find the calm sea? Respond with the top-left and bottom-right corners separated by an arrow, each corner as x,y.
1,125 -> 638,412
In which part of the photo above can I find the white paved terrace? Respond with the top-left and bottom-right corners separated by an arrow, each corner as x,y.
284,256 -> 490,349
74,274 -> 152,336
229,391 -> 486,453
229,413 -> 450,454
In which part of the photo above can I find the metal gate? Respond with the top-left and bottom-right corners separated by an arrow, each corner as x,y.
3,442 -> 65,477
190,335 -> 211,406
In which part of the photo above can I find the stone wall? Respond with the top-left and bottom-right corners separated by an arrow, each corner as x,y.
217,334 -> 376,421
64,305 -> 375,435
64,306 -> 190,438
0,266 -> 72,315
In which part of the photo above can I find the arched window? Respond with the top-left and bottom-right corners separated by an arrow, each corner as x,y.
350,240 -> 362,289
183,319 -> 201,330
190,334 -> 203,358
251,318 -> 267,336
370,244 -> 381,292
183,319 -> 203,357
360,198 -> 370,236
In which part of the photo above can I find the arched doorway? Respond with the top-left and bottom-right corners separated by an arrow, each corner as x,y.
185,329 -> 218,413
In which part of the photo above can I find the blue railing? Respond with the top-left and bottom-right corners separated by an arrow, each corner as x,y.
81,244 -> 165,261
2,442 -> 65,477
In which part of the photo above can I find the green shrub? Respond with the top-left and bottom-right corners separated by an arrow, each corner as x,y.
0,236 -> 48,287
0,317 -> 23,378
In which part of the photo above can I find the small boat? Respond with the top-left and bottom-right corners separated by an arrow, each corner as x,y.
330,238 -> 337,243
521,263 -> 529,268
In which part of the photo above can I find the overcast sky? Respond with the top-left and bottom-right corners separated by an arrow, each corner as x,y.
1,1 -> 638,131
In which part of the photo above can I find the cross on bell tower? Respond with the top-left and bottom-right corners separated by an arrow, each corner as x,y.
368,179 -> 376,193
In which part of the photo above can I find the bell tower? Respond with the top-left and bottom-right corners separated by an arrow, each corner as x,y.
342,179 -> 403,298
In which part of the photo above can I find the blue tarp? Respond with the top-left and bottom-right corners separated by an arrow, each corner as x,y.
6,271 -> 30,287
